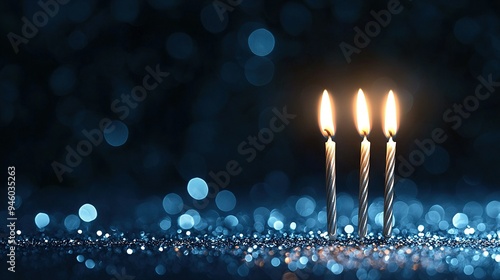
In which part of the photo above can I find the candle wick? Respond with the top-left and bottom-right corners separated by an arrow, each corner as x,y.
324,129 -> 332,138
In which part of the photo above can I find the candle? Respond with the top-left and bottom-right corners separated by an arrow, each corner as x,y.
383,90 -> 398,237
355,89 -> 370,238
319,90 -> 336,239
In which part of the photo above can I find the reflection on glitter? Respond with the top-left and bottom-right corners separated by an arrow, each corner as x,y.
76,255 -> 85,263
85,259 -> 95,269
155,264 -> 166,275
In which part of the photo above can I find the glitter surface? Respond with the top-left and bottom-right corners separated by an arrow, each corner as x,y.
3,232 -> 500,279
2,192 -> 500,279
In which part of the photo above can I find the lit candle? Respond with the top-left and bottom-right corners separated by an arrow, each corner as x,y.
319,90 -> 336,239
355,89 -> 370,238
383,90 -> 398,237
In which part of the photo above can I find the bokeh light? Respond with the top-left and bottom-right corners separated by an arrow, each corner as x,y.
200,5 -> 228,33
166,32 -> 195,59
50,66 -> 76,96
248,28 -> 275,56
162,193 -> 183,215
35,212 -> 50,229
187,177 -> 208,200
159,217 -> 172,230
244,56 -> 274,86
64,214 -> 81,231
104,121 -> 129,147
216,190 -> 236,212
85,259 -> 95,269
178,213 -> 195,229
452,213 -> 469,228
79,203 -> 98,222
110,0 -> 139,22
454,17 -> 481,44
280,3 -> 312,35
295,196 -> 316,217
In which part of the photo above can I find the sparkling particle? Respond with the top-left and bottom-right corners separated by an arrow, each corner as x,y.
273,220 -> 284,230
344,225 -> 354,234
495,255 -> 500,262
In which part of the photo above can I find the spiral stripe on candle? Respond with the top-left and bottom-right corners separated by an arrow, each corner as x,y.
359,139 -> 370,238
383,141 -> 396,237
325,141 -> 336,239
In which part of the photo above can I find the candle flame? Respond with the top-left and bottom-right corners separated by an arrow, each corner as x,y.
384,90 -> 398,138
356,89 -> 370,136
319,89 -> 335,138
